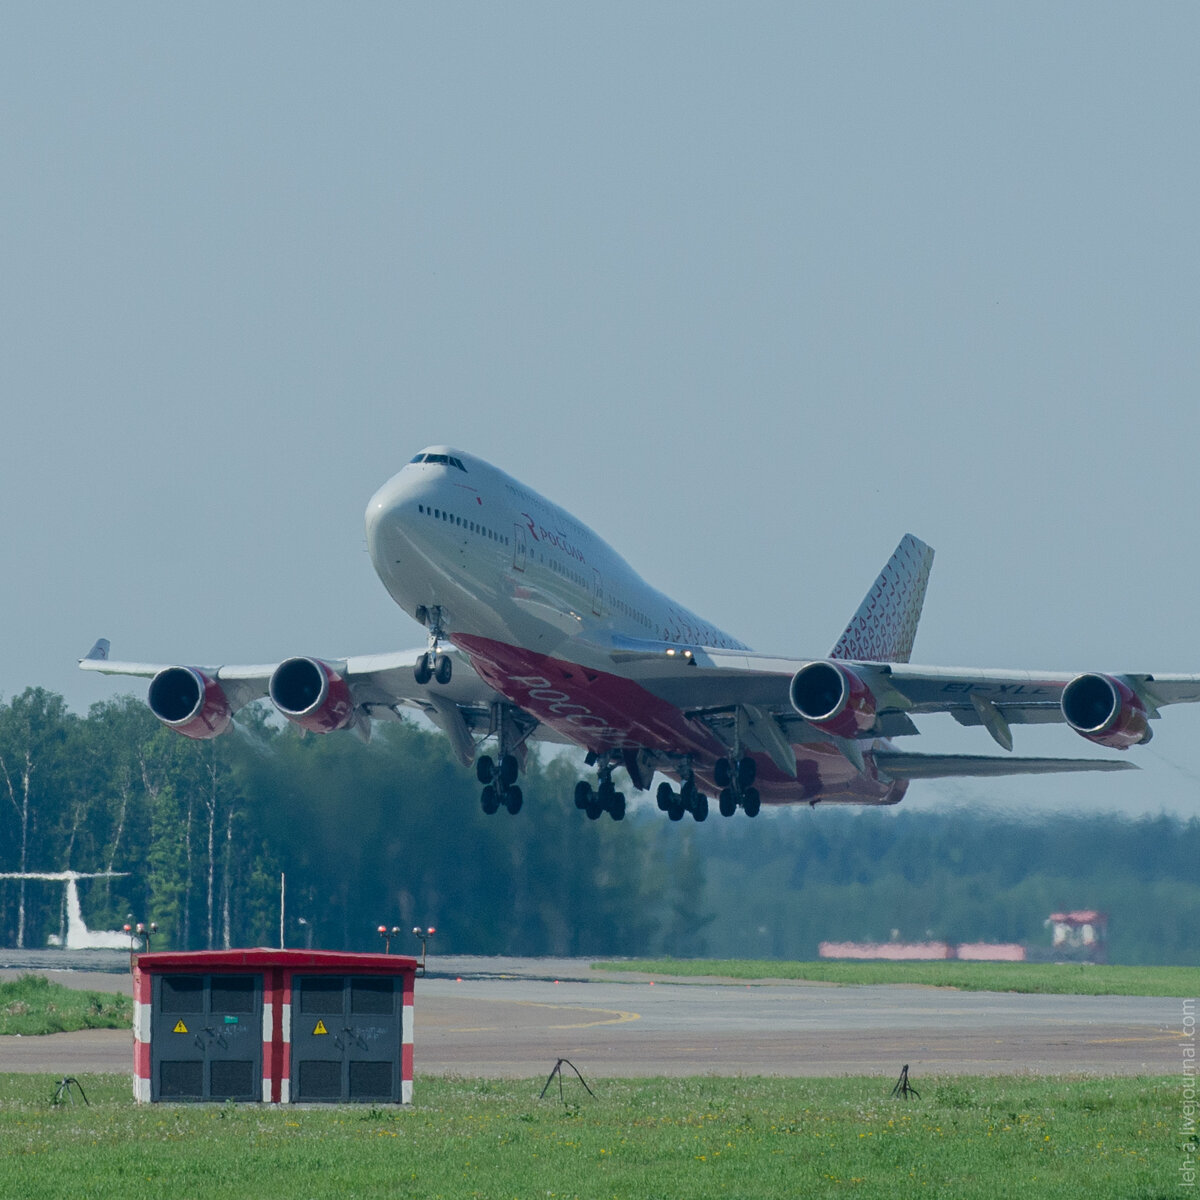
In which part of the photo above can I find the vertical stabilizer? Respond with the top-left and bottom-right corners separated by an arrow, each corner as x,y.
829,534 -> 934,664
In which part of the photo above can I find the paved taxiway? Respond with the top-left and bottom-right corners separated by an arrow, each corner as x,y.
0,958 -> 1185,1078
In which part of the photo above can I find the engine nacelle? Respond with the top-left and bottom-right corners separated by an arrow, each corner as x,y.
1061,673 -> 1150,750
269,657 -> 355,734
147,666 -> 232,740
789,661 -> 877,738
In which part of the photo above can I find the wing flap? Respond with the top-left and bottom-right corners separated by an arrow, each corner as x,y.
875,751 -> 1138,780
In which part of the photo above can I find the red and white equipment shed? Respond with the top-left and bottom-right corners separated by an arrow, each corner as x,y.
133,949 -> 416,1105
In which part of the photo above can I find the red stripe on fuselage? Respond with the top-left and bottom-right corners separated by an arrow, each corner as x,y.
454,633 -> 726,760
453,634 -> 905,806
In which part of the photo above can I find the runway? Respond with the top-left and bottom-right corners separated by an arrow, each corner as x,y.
0,958 -> 1186,1079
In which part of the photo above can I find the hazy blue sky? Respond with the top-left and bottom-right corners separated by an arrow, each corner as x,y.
3,5 -> 1198,817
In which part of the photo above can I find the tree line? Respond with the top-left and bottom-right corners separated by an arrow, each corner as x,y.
1,686 -> 1196,964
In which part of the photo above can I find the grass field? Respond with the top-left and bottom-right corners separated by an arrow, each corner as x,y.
0,1072 -> 1182,1199
0,975 -> 131,1036
592,959 -> 1200,996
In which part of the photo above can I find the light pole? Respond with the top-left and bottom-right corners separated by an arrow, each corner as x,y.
412,925 -> 435,974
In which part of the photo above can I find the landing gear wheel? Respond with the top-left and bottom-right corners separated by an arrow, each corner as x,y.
585,800 -> 603,821
692,793 -> 709,822
575,780 -> 592,809
668,803 -> 685,822
414,653 -> 433,685
504,785 -> 523,815
713,758 -> 732,789
480,785 -> 499,815
608,792 -> 626,821
476,756 -> 495,785
736,756 -> 757,789
499,754 -> 519,788
719,789 -> 737,818
742,787 -> 761,818
656,781 -> 674,812
434,654 -> 453,685
680,779 -> 697,812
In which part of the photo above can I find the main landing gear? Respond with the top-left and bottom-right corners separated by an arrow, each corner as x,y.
476,753 -> 523,815
574,767 -> 627,822
475,705 -> 530,817
713,755 -> 760,818
413,605 -> 453,685
655,775 -> 709,823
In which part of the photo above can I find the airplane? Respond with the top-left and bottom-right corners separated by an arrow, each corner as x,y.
81,445 -> 1200,824
0,871 -> 133,949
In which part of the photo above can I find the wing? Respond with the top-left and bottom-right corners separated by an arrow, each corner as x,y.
78,638 -> 564,764
592,634 -> 1200,773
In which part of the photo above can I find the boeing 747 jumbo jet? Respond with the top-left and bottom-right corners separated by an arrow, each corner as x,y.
82,446 -> 1200,823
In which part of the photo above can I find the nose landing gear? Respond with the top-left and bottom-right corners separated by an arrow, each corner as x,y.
413,605 -> 453,685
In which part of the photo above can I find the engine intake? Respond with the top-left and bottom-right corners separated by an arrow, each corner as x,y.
147,667 -> 232,740
1061,673 -> 1150,750
789,661 -> 877,738
269,657 -> 355,734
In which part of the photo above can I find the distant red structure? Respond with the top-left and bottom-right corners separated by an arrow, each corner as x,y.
1045,910 -> 1108,963
818,941 -> 1026,962
819,909 -> 1109,964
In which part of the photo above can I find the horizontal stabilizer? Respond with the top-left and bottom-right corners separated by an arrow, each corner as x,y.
874,751 -> 1138,780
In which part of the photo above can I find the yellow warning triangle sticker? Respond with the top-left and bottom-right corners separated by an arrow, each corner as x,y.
313,1020 -> 328,1035
173,1020 -> 188,1034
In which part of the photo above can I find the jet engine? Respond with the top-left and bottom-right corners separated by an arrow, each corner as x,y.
147,667 -> 232,740
789,661 -> 877,738
269,657 -> 355,733
1060,673 -> 1150,750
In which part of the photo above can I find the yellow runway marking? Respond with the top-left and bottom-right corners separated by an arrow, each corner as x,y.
436,999 -> 640,1033
1086,1033 -> 1187,1045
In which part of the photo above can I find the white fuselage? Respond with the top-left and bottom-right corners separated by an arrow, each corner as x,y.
366,446 -> 747,665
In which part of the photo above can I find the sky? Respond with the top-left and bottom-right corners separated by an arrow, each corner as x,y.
3,4 -> 1199,818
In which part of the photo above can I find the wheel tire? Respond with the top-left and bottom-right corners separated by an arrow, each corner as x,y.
713,757 -> 732,788
499,753 -> 519,788
574,780 -> 592,809
668,804 -> 684,822
414,653 -> 433,685
476,755 -> 495,785
434,654 -> 453,685
742,787 -> 761,818
609,792 -> 626,821
585,801 -> 603,821
692,793 -> 709,822
504,785 -> 523,815
680,779 -> 697,811
480,785 -> 499,815
736,756 -> 757,789
656,781 -> 674,811
718,788 -> 737,818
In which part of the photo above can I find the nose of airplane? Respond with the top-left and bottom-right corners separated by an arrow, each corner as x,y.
364,470 -> 419,569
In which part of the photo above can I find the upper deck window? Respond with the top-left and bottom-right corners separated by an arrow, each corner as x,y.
410,453 -> 467,472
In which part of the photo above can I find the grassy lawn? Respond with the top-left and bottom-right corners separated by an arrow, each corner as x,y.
591,959 -> 1200,996
0,1072 -> 1181,1199
0,975 -> 131,1036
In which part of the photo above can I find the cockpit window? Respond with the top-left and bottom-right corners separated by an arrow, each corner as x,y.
410,453 -> 467,472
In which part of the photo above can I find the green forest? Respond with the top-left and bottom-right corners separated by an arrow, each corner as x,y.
1,686 -> 1197,965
